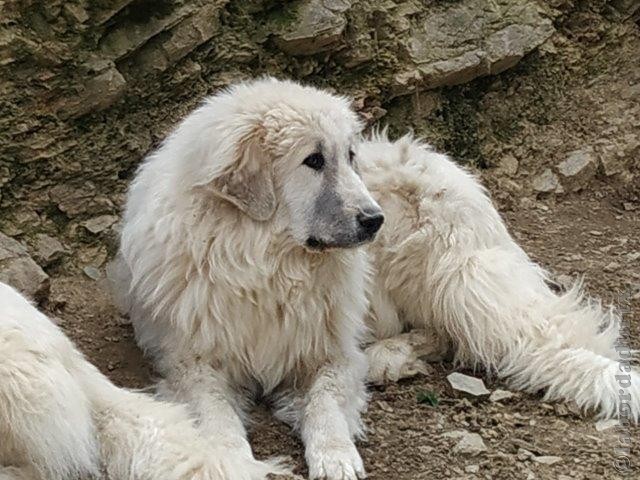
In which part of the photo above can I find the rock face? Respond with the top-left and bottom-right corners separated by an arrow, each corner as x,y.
394,0 -> 554,94
3,0 -> 637,265
0,233 -> 49,300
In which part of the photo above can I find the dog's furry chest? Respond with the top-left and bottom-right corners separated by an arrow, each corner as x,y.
187,247 -> 369,392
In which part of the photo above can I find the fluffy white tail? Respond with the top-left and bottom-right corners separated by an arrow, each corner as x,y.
432,247 -> 639,422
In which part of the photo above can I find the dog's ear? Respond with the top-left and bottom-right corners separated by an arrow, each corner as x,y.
209,128 -> 276,221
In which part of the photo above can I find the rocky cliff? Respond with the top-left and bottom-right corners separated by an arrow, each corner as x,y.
1,0 -> 639,293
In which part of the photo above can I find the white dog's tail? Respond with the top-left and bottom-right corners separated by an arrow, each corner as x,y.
428,246 -> 639,422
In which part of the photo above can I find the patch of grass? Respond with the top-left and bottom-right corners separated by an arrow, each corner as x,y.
417,390 -> 440,407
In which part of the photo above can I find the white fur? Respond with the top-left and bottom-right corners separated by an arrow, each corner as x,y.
359,134 -> 640,422
0,282 -> 287,479
118,78 -> 373,480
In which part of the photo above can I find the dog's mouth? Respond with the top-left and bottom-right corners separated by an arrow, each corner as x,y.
305,232 -> 377,252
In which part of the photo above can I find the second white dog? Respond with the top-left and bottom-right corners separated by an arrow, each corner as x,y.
360,133 -> 639,422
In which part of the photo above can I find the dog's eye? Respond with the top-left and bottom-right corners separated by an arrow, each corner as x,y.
348,149 -> 355,164
302,152 -> 325,171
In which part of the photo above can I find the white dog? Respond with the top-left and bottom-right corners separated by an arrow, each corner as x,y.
0,282 -> 286,480
117,78 -> 383,480
359,134 -> 639,422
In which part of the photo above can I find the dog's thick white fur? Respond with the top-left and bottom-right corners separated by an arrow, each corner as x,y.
117,78 -> 381,479
359,134 -> 639,422
0,282 -> 287,480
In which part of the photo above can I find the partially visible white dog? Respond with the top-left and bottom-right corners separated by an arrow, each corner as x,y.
0,282 -> 287,480
359,133 -> 639,422
116,78 -> 384,479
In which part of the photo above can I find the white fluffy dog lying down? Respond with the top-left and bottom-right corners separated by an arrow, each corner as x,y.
0,282 -> 287,480
113,77 -> 637,479
359,134 -> 639,422
117,78 -> 378,480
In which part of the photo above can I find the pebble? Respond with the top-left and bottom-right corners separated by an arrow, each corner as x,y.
83,265 -> 102,280
489,389 -> 515,402
447,372 -> 490,396
595,419 -> 619,431
533,455 -> 563,465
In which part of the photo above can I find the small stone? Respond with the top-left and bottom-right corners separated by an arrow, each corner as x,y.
33,234 -> 66,266
595,419 -> 619,431
533,455 -> 563,465
623,202 -> 637,211
532,169 -> 561,193
453,432 -> 487,456
517,448 -> 534,461
81,215 -> 118,234
447,372 -> 490,396
626,252 -> 640,262
377,401 -> 394,413
604,261 -> 620,273
557,149 -> 597,192
0,233 -> 49,300
489,389 -> 515,402
465,465 -> 480,474
589,230 -> 603,236
83,265 -> 102,280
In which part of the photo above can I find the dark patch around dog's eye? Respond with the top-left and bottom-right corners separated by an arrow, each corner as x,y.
303,152 -> 325,171
348,149 -> 355,164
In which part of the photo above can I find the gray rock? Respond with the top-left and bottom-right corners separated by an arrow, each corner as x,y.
533,169 -> 561,193
447,372 -> 490,396
273,0 -> 352,55
595,419 -> 619,432
442,431 -> 488,456
57,66 -> 126,119
33,234 -> 66,266
532,455 -> 563,465
131,4 -> 221,74
557,149 -> 597,192
489,389 -> 515,402
393,0 -> 554,94
83,265 -> 102,281
81,215 -> 119,235
0,233 -> 49,300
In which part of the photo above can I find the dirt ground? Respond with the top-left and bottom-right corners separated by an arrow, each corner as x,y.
44,179 -> 640,480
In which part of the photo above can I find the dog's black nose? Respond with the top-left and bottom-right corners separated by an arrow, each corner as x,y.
357,210 -> 384,236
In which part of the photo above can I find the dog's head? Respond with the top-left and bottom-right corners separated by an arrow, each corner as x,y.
193,78 -> 383,251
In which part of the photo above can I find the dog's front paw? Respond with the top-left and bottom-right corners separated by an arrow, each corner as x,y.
306,441 -> 365,480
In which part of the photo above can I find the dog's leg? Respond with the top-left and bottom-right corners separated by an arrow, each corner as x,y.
155,361 -> 288,479
365,330 -> 448,384
159,363 -> 249,452
297,356 -> 368,480
366,284 -> 448,384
